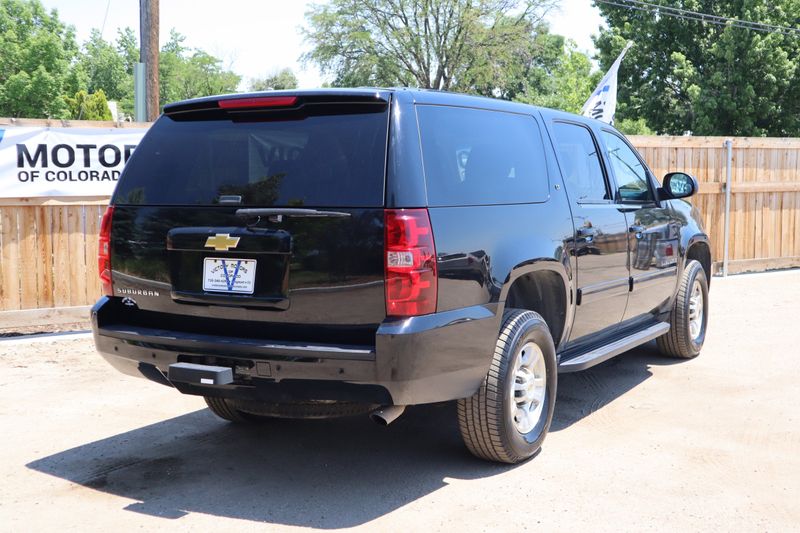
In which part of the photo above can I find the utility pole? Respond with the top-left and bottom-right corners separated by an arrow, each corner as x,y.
139,0 -> 159,121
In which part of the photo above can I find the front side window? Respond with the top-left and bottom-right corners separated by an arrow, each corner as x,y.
601,131 -> 653,202
551,122 -> 609,202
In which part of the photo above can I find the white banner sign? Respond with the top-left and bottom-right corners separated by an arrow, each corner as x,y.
0,126 -> 147,197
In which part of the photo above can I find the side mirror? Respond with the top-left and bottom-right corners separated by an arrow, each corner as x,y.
660,172 -> 698,200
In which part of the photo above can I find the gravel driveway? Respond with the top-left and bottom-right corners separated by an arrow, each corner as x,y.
1,270 -> 799,532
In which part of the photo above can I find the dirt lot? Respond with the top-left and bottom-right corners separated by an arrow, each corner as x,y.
1,270 -> 799,532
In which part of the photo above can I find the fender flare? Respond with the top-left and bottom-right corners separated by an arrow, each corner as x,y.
497,257 -> 574,346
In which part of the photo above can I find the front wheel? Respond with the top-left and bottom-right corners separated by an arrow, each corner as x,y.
457,310 -> 557,464
657,259 -> 709,358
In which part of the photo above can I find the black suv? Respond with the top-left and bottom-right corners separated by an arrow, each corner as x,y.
92,89 -> 711,463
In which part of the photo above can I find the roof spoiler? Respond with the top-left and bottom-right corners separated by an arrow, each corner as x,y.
163,90 -> 391,116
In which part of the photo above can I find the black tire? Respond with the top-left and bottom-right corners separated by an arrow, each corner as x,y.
657,259 -> 709,358
457,310 -> 557,464
204,396 -> 251,423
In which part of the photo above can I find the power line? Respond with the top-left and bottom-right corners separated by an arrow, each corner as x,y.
77,0 -> 113,120
620,0 -> 800,34
595,0 -> 800,37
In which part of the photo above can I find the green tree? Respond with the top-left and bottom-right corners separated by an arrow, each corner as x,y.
303,0 -> 555,96
65,89 -> 112,120
595,1 -> 800,136
159,29 -> 241,107
516,40 -> 601,113
0,0 -> 79,118
249,67 -> 299,91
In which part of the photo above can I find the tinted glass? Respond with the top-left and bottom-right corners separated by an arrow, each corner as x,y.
113,108 -> 388,206
416,105 -> 548,206
601,130 -> 653,202
551,122 -> 609,202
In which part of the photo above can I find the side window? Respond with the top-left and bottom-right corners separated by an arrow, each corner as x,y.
416,105 -> 549,206
601,131 -> 653,202
551,122 -> 609,202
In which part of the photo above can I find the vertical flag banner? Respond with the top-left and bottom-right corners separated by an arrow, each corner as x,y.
582,41 -> 633,124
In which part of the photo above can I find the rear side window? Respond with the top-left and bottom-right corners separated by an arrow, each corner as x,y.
416,105 -> 549,206
113,107 -> 388,206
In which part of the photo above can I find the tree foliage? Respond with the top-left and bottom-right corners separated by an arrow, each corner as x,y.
516,40 -> 601,113
595,0 -> 800,136
249,68 -> 299,91
0,2 -> 242,119
158,30 -> 241,108
77,28 -> 138,116
0,0 -> 77,118
303,0 -> 558,97
64,89 -> 112,120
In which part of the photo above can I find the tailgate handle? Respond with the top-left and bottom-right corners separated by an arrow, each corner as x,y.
236,208 -> 351,220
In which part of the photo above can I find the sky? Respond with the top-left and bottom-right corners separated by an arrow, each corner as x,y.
40,0 -> 606,89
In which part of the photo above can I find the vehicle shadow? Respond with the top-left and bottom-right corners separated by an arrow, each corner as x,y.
26,341 -> 684,527
552,340 -> 686,431
26,402 -> 513,528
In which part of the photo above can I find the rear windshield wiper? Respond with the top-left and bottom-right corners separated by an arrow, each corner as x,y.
235,208 -> 352,220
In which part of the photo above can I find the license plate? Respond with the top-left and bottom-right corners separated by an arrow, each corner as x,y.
203,258 -> 257,294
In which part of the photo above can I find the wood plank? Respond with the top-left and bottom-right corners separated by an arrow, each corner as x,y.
632,136 -> 800,150
779,193 -> 790,257
52,206 -> 71,307
0,207 -> 21,311
0,117 -> 150,128
712,256 -> 800,275
0,305 -> 91,329
0,196 -> 111,207
17,207 -> 39,309
732,145 -> 746,260
754,191 -> 763,259
35,207 -> 54,309
84,205 -> 102,300
728,182 -> 800,193
67,206 -> 87,306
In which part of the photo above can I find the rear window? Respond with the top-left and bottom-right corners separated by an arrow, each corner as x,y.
113,106 -> 389,206
416,105 -> 549,206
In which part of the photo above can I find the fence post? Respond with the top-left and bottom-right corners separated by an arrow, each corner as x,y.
722,139 -> 733,277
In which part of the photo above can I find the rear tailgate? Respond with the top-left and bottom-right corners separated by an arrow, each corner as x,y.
107,93 -> 389,335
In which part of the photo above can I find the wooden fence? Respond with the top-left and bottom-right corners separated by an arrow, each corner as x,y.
0,134 -> 799,318
631,136 -> 800,271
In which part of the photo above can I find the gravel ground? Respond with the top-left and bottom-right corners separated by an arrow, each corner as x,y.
1,270 -> 798,532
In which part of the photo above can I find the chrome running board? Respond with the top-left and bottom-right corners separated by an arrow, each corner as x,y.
558,322 -> 670,373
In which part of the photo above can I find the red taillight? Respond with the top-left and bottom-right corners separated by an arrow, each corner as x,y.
384,209 -> 437,317
98,206 -> 114,296
217,96 -> 297,109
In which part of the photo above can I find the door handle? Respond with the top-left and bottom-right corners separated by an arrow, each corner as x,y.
629,225 -> 645,239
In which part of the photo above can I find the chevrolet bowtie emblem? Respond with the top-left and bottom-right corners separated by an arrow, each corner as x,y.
205,233 -> 240,251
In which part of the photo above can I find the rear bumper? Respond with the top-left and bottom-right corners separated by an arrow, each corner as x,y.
91,297 -> 500,405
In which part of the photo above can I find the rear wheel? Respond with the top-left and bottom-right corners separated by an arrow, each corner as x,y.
657,259 -> 709,358
204,396 -> 251,423
457,310 -> 557,464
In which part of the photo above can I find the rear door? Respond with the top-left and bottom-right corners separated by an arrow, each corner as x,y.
109,94 -> 390,329
550,121 -> 630,346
